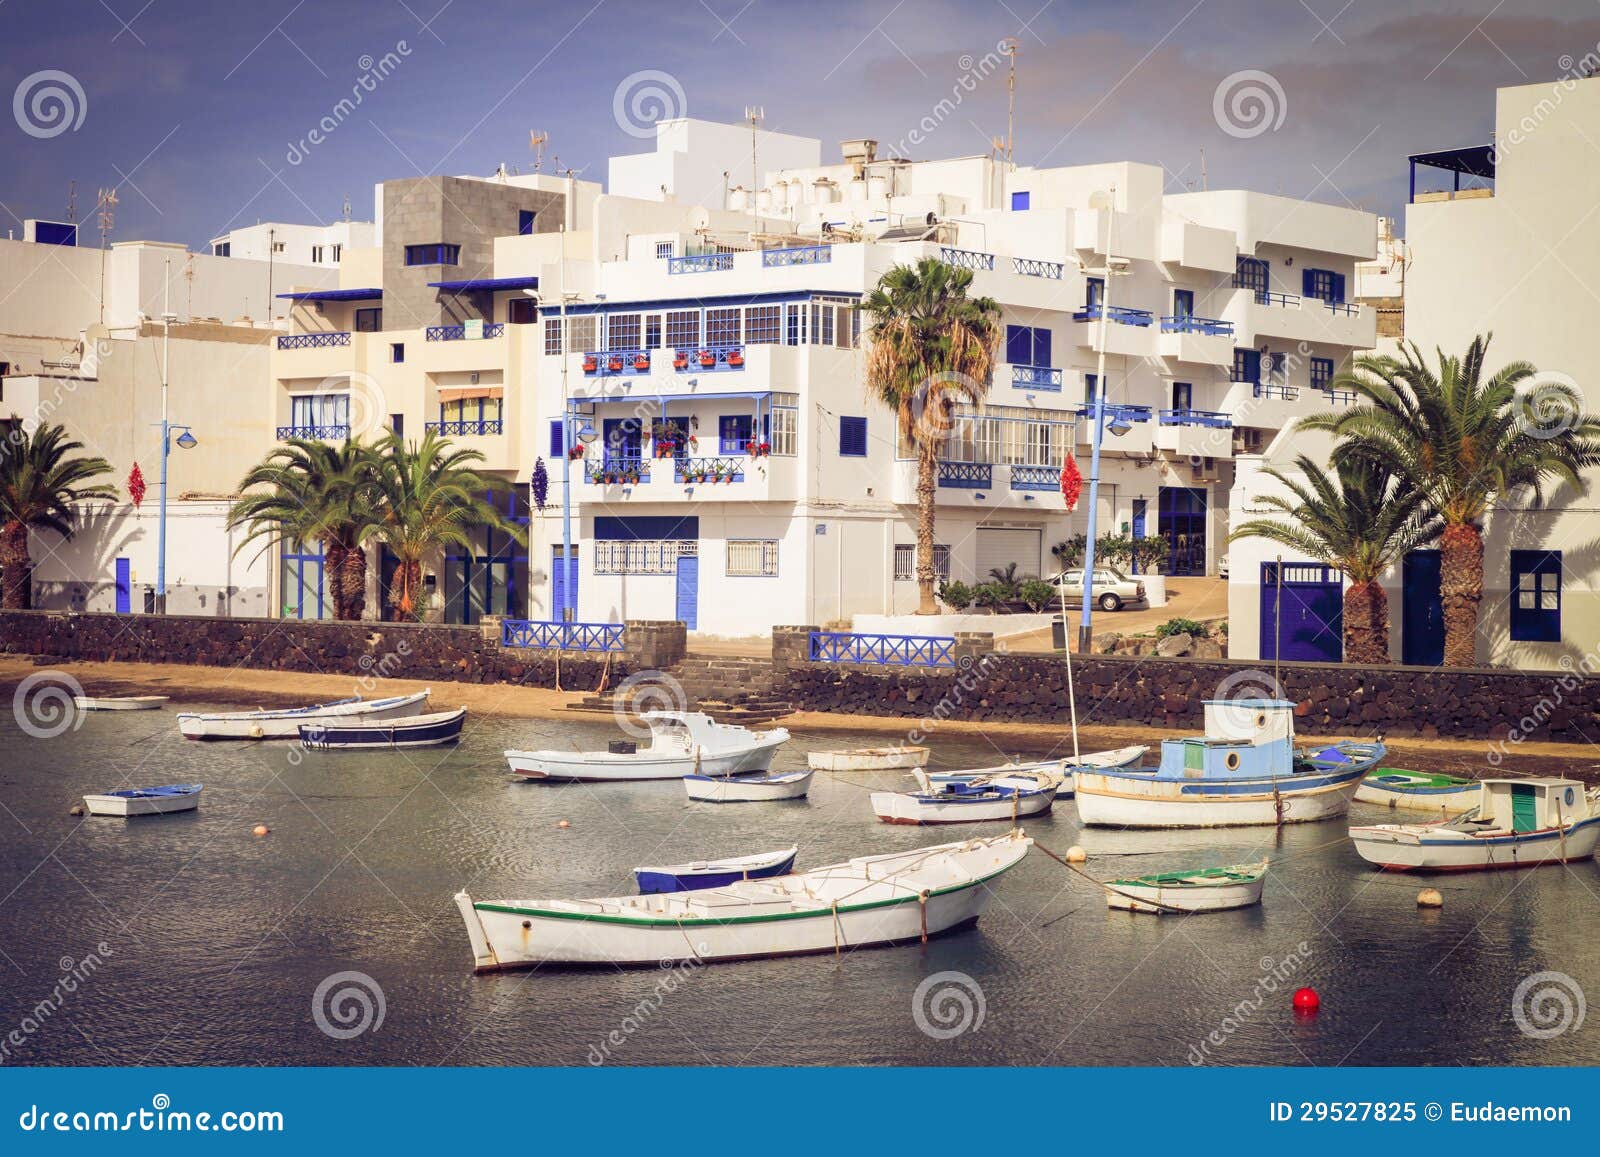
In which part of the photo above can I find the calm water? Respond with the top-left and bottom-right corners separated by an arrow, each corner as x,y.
2,705 -> 1597,1067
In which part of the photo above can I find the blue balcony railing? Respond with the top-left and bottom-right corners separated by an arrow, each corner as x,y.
1011,364 -> 1063,390
939,246 -> 995,271
426,323 -> 505,341
1252,290 -> 1301,309
762,245 -> 831,267
1323,300 -> 1360,316
668,253 -> 734,274
1321,387 -> 1357,404
1010,465 -> 1059,491
937,461 -> 992,489
276,331 -> 350,350
675,456 -> 745,484
809,631 -> 957,668
585,457 -> 650,484
276,424 -> 350,440
581,349 -> 652,376
671,345 -> 745,372
1074,304 -> 1154,326
1076,402 -> 1154,423
501,620 -> 625,652
425,419 -> 503,436
1012,256 -> 1063,279
1252,382 -> 1300,401
1160,315 -> 1234,336
1159,409 -> 1233,429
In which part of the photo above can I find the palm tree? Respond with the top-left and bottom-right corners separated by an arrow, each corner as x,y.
1302,336 -> 1600,665
863,257 -> 1003,613
0,423 -> 115,609
367,430 -> 524,620
1230,456 -> 1439,663
228,438 -> 377,620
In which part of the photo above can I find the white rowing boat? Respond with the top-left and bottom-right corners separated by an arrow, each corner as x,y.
807,746 -> 929,771
73,695 -> 169,711
506,711 -> 789,781
455,831 -> 1032,970
872,773 -> 1059,825
82,783 -> 202,816
176,690 -> 431,740
1104,861 -> 1269,914
1353,768 -> 1481,816
683,768 -> 814,802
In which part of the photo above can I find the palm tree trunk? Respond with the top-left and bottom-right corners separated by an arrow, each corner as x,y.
341,543 -> 368,621
391,559 -> 422,620
1343,580 -> 1389,665
915,446 -> 939,614
0,521 -> 30,609
323,539 -> 348,620
1439,522 -> 1483,667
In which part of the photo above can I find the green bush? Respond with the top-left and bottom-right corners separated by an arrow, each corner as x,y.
1051,533 -> 1086,569
973,582 -> 1009,612
1019,579 -> 1056,613
938,580 -> 974,611
986,563 -> 1024,599
1129,535 -> 1168,573
1155,617 -> 1210,640
1094,533 -> 1133,569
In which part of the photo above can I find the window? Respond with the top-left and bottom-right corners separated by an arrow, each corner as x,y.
331,244 -> 342,262
745,305 -> 781,344
1010,191 -> 1030,211
1084,373 -> 1099,406
212,241 -> 230,257
839,415 -> 868,457
549,419 -> 566,458
607,313 -> 642,351
769,405 -> 797,456
441,396 -> 502,426
811,302 -> 835,346
311,245 -> 325,264
1510,551 -> 1562,642
594,540 -> 685,575
1005,324 -> 1052,367
718,415 -> 754,453
389,413 -> 403,438
518,210 -> 536,236
272,241 -> 285,254
404,243 -> 460,266
1310,357 -> 1334,390
290,393 -> 350,430
1085,277 -> 1104,308
390,343 -> 404,363
705,307 -> 741,347
355,307 -> 382,332
544,318 -> 564,355
785,303 -> 806,345
1232,348 -> 1261,384
644,314 -> 662,349
727,540 -> 779,577
508,297 -> 537,325
665,309 -> 700,350
893,544 -> 951,581
1172,381 -> 1192,410
1173,289 -> 1194,317
1302,268 -> 1346,303
655,241 -> 675,259
1233,256 -> 1269,295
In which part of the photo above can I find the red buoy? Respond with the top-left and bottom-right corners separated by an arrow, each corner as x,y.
1292,986 -> 1320,1014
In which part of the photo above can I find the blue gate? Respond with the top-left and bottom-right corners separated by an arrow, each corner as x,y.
1260,562 -> 1343,663
1401,550 -> 1443,666
551,547 -> 578,620
675,552 -> 698,630
114,557 -> 131,614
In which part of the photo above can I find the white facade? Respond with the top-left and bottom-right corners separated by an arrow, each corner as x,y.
210,219 -> 376,268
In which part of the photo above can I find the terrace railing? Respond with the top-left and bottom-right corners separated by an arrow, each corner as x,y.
1159,409 -> 1233,428
1159,315 -> 1234,336
938,461 -> 992,489
426,323 -> 505,341
501,620 -> 626,652
762,245 -> 831,267
1010,465 -> 1059,491
939,246 -> 995,271
277,332 -> 350,350
1074,304 -> 1154,326
1252,382 -> 1300,401
582,349 -> 652,376
1012,364 -> 1063,390
668,253 -> 735,274
425,419 -> 503,436
809,631 -> 957,668
670,345 -> 745,372
276,424 -> 350,440
586,457 -> 651,484
1012,256 -> 1064,279
674,456 -> 746,484
1252,290 -> 1302,309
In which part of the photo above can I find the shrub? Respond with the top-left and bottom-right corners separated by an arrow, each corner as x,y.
938,580 -> 974,611
1094,533 -> 1133,570
973,582 -> 1009,612
1155,617 -> 1210,640
986,562 -> 1024,599
1051,533 -> 1086,569
1019,579 -> 1056,613
1129,535 -> 1167,573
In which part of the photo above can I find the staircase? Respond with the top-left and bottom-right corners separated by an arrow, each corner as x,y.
567,655 -> 794,725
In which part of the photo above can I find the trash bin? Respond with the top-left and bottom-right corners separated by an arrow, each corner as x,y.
1051,615 -> 1066,651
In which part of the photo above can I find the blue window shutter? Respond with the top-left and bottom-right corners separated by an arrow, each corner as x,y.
549,419 -> 564,458
1302,268 -> 1316,298
1034,328 -> 1051,367
1011,191 -> 1030,211
1005,324 -> 1032,365
1509,550 -> 1562,642
1332,272 -> 1346,303
839,416 -> 868,457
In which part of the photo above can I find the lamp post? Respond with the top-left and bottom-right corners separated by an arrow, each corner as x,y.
153,258 -> 196,614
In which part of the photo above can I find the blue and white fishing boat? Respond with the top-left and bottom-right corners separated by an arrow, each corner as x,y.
177,689 -> 431,740
1075,699 -> 1382,828
299,706 -> 467,749
634,847 -> 799,893
872,771 -> 1059,825
1350,778 -> 1600,871
82,783 -> 202,817
683,768 -> 813,802
913,746 -> 1148,799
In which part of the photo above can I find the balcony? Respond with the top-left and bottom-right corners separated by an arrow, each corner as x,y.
1011,364 -> 1063,391
1222,288 -> 1375,348
1157,410 -> 1233,459
276,424 -> 349,440
891,460 -> 1070,508
674,456 -> 747,484
672,345 -> 745,373
277,332 -> 350,351
1074,304 -> 1153,327
571,450 -> 794,503
425,419 -> 503,436
585,457 -> 650,485
1012,256 -> 1064,279
581,349 -> 654,377
1160,316 -> 1233,336
1157,315 -> 1234,366
1073,305 -> 1156,357
668,253 -> 734,275
426,323 -> 504,341
1159,408 -> 1232,428
761,245 -> 831,267
1010,465 -> 1059,491
938,462 -> 991,489
939,246 -> 995,271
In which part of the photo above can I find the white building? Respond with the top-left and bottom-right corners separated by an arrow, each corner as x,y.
210,218 -> 376,268
263,118 -> 1375,635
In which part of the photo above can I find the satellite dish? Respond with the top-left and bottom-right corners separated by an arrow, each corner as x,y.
1088,189 -> 1114,211
689,207 -> 712,233
84,323 -> 110,345
925,211 -> 938,226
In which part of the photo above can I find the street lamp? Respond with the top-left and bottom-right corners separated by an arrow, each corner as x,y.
151,256 -> 201,615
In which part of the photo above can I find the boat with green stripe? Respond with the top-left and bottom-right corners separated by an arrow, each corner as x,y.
1353,768 -> 1481,816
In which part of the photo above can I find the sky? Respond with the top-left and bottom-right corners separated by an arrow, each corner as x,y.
3,0 -> 1599,249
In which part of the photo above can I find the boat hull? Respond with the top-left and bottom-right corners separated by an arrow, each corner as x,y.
1353,775 -> 1481,816
1106,875 -> 1265,914
635,849 -> 798,894
177,692 -> 429,740
1075,764 -> 1367,828
507,732 -> 786,781
807,746 -> 929,771
871,785 -> 1056,825
300,708 -> 466,749
82,788 -> 201,816
74,695 -> 168,711
683,769 -> 813,802
1349,815 -> 1600,871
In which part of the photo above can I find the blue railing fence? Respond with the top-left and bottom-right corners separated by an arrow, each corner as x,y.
277,332 -> 351,350
501,620 -> 626,652
809,631 -> 957,668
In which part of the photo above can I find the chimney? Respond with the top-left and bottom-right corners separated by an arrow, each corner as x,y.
840,138 -> 878,174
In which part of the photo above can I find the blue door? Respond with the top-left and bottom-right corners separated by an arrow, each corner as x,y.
1129,500 -> 1147,575
1402,550 -> 1443,666
552,547 -> 578,620
114,557 -> 131,614
675,553 -> 698,630
602,417 -> 642,467
1159,487 -> 1208,576
1260,563 -> 1343,663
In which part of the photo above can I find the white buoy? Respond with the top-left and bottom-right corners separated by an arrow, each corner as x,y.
1066,845 -> 1087,863
1417,888 -> 1443,908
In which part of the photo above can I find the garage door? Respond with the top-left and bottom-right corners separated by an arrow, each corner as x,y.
976,527 -> 1044,580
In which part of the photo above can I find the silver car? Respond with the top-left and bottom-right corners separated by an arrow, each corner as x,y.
1052,567 -> 1148,612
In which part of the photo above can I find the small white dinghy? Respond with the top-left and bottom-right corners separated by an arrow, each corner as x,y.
73,695 -> 169,711
807,746 -> 929,772
506,711 -> 789,781
634,847 -> 798,893
176,690 -> 431,740
82,783 -> 202,817
1349,778 -> 1600,872
872,771 -> 1059,825
684,768 -> 814,802
914,746 -> 1147,799
1104,861 -> 1269,914
455,830 -> 1032,970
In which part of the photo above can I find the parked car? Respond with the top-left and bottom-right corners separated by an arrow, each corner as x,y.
1217,553 -> 1230,579
1051,568 -> 1148,611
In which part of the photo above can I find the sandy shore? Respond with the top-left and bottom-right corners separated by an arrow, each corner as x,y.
3,654 -> 1595,779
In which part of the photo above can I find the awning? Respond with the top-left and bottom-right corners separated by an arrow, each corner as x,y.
427,276 -> 540,293
439,386 -> 504,402
1408,145 -> 1495,179
276,288 -> 383,302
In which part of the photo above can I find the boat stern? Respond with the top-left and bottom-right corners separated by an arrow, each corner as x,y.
454,891 -> 502,972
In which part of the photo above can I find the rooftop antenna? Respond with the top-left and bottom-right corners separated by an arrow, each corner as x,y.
95,187 -> 117,325
529,130 -> 548,172
66,179 -> 77,223
184,252 -> 195,318
745,106 -> 764,193
342,194 -> 352,221
1000,38 -> 1019,165
1200,147 -> 1208,191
